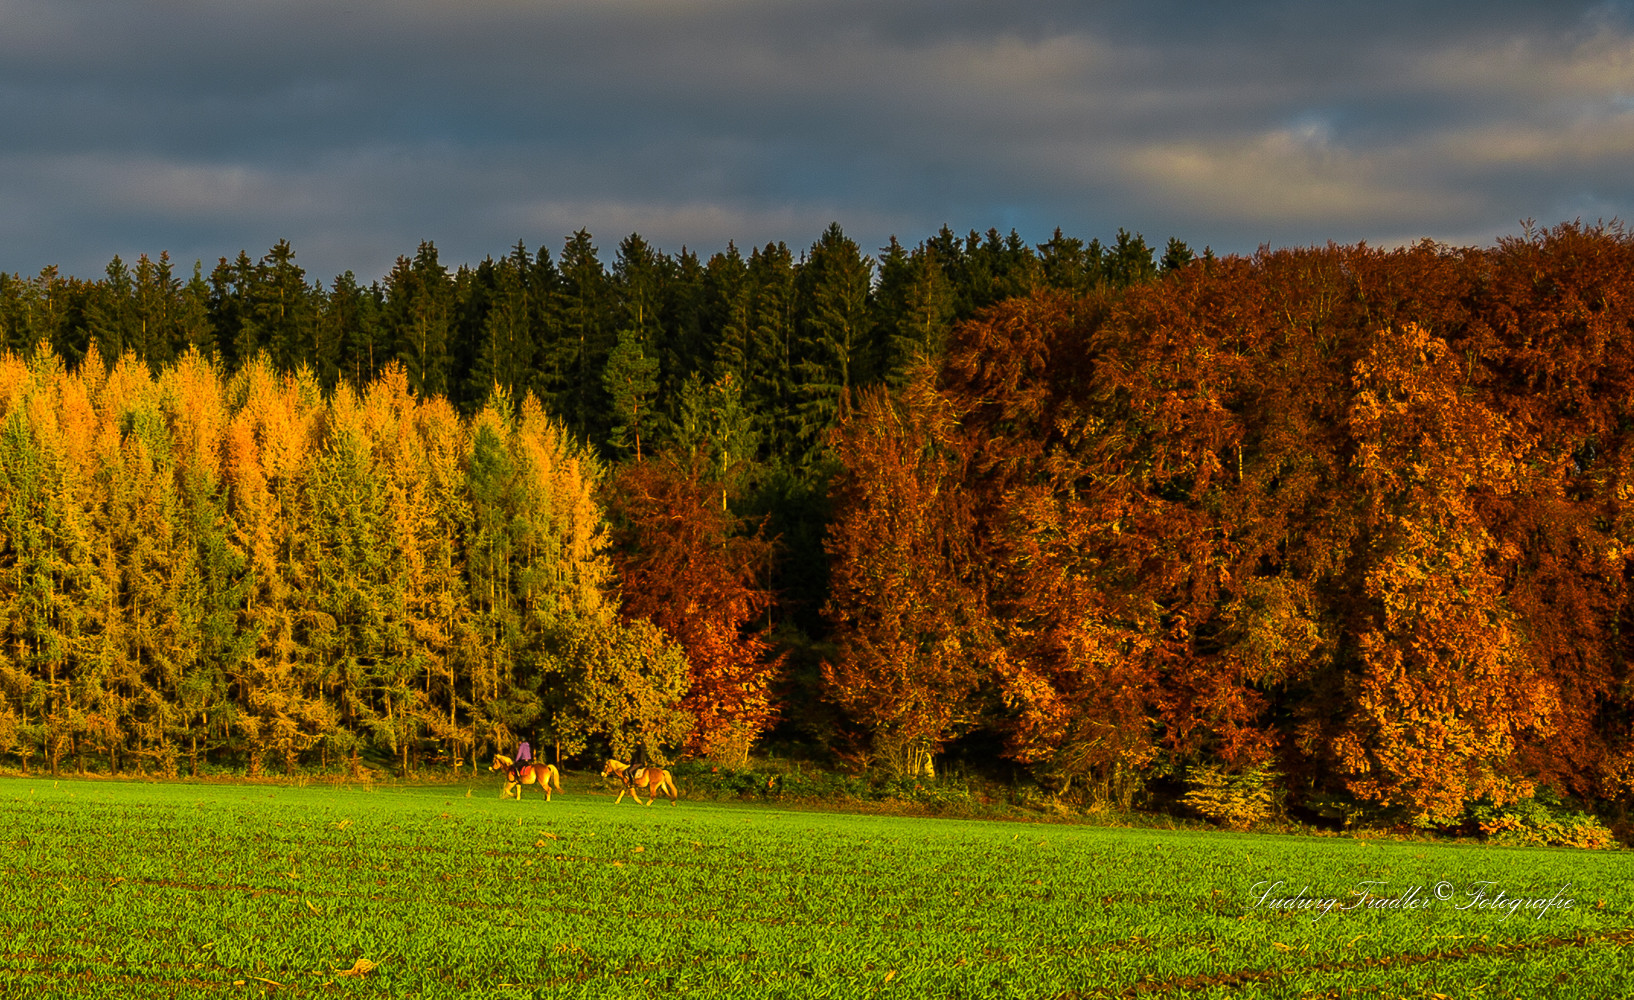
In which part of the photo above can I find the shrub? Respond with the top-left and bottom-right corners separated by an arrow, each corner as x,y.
1466,789 -> 1617,849
1182,763 -> 1280,829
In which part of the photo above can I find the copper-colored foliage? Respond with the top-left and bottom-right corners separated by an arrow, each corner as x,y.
603,452 -> 783,763
825,223 -> 1634,819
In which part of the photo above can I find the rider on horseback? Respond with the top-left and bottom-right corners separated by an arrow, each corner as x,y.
624,741 -> 648,787
513,740 -> 532,783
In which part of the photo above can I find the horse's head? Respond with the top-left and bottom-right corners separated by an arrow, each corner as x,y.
600,759 -> 623,778
490,754 -> 512,772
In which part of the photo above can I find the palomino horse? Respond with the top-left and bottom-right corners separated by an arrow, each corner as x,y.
601,759 -> 678,805
491,754 -> 563,801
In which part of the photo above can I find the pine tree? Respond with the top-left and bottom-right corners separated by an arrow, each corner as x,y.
465,243 -> 539,408
128,253 -> 177,369
385,242 -> 454,400
874,236 -> 955,386
551,230 -> 609,440
792,223 -> 875,462
210,251 -> 259,369
1160,237 -> 1196,274
326,271 -> 385,392
172,261 -> 217,361
250,241 -> 319,375
1037,227 -> 1102,293
603,235 -> 666,459
745,242 -> 798,462
661,247 -> 710,420
703,242 -> 752,386
1104,229 -> 1158,287
84,256 -> 136,362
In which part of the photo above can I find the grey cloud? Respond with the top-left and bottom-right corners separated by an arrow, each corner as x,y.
2,0 -> 1631,279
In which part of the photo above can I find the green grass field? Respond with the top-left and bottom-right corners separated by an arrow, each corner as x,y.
1,774 -> 1631,998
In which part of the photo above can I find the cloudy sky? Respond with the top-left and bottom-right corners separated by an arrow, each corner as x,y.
3,0 -> 1632,282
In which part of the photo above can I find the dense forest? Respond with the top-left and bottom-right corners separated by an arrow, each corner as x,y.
4,220 -> 1634,830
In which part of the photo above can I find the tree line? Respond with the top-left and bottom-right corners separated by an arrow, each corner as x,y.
0,222 -> 1189,780
828,221 -> 1634,825
0,224 -> 1191,471
8,219 -> 1633,829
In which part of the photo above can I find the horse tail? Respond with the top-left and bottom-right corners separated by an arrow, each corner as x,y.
549,765 -> 563,792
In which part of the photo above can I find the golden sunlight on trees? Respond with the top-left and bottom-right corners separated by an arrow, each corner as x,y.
824,373 -> 988,778
823,222 -> 1634,824
0,348 -> 681,775
604,452 -> 782,766
6,222 -> 1634,831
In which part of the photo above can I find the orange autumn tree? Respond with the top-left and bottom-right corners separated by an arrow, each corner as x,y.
1332,321 -> 1550,823
1087,257 -> 1291,774
939,291 -> 1167,800
824,372 -> 990,777
1472,222 -> 1634,803
1097,247 -> 1377,793
603,450 -> 782,765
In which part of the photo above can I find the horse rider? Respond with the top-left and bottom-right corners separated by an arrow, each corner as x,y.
512,740 -> 532,783
624,743 -> 649,787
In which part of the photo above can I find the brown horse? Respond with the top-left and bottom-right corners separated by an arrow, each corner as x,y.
491,754 -> 563,801
601,759 -> 678,805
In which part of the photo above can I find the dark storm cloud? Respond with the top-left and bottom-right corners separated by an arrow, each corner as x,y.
2,0 -> 1631,281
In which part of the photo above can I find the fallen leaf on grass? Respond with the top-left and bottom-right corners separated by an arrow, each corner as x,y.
334,958 -> 378,977
305,900 -> 321,915
249,976 -> 286,987
883,969 -> 897,983
632,846 -> 645,853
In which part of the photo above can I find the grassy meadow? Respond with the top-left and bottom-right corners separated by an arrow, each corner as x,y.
1,774 -> 1630,998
